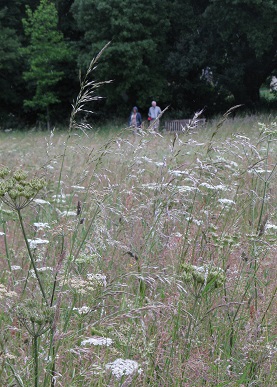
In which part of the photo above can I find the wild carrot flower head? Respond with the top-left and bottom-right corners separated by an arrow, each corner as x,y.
0,167 -> 46,210
0,284 -> 17,299
81,337 -> 113,346
16,300 -> 54,337
105,358 -> 142,379
28,238 -> 49,250
182,263 -> 225,289
60,273 -> 107,295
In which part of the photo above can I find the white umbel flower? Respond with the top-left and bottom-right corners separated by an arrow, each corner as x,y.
218,198 -> 235,206
105,358 -> 142,379
28,238 -> 49,249
33,222 -> 50,230
33,199 -> 50,205
81,337 -> 113,346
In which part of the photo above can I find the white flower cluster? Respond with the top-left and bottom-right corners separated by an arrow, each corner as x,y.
200,182 -> 230,191
30,267 -> 53,278
248,168 -> 272,174
0,284 -> 17,299
218,198 -> 235,206
60,211 -> 77,217
33,222 -> 50,230
65,277 -> 93,294
266,223 -> 277,231
141,183 -> 168,190
62,273 -> 107,294
71,185 -> 86,191
11,265 -> 21,271
33,199 -> 50,205
52,194 -> 69,204
73,305 -> 91,315
105,358 -> 142,379
169,169 -> 189,176
87,273 -> 107,287
177,185 -> 197,193
28,238 -> 49,249
81,337 -> 113,347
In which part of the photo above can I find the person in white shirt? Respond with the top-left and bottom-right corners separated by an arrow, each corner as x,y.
148,100 -> 162,131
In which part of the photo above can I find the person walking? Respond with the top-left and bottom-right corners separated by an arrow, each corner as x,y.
128,106 -> 142,133
148,101 -> 162,131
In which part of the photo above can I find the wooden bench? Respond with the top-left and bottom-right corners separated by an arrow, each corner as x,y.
164,118 -> 206,133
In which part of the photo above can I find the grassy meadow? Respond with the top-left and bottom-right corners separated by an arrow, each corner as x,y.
0,113 -> 276,386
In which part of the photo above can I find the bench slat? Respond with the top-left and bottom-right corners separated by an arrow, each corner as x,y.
165,118 -> 206,132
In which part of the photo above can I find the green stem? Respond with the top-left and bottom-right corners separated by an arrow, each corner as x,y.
17,209 -> 48,305
33,335 -> 39,387
50,344 -> 56,387
185,286 -> 202,343
2,221 -> 15,284
260,285 -> 277,326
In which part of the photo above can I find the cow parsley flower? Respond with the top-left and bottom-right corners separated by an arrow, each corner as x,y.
73,306 -> 91,315
169,170 -> 189,176
33,199 -> 50,205
178,185 -> 197,193
28,238 -> 49,249
71,185 -> 86,191
200,183 -> 229,191
60,211 -> 77,217
105,358 -> 142,379
81,337 -> 113,346
87,273 -> 107,287
11,265 -> 21,271
0,284 -> 17,299
218,198 -> 235,206
33,222 -> 50,230
30,267 -> 53,278
266,223 -> 277,231
248,168 -> 272,174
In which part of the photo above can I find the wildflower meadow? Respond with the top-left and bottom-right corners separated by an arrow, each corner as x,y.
0,54 -> 276,386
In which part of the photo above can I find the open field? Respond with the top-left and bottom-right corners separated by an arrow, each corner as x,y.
0,114 -> 276,386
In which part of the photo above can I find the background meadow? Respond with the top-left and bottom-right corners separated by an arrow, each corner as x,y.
0,114 -> 276,386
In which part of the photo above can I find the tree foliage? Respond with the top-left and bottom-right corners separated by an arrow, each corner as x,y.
202,0 -> 277,106
166,1 -> 215,115
0,2 -> 25,118
0,7 -> 21,74
0,0 -> 276,126
71,0 -> 171,114
22,0 -> 72,127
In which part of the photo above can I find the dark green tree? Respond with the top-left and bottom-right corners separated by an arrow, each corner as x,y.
166,1 -> 217,116
0,7 -> 21,107
55,0 -> 78,39
202,0 -> 277,107
166,0 -> 277,114
71,0 -> 171,116
22,0 -> 72,128
53,0 -> 82,121
0,1 -> 44,119
0,1 -> 28,123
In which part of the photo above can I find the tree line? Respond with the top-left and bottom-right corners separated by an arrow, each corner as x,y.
1,0 -> 276,128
